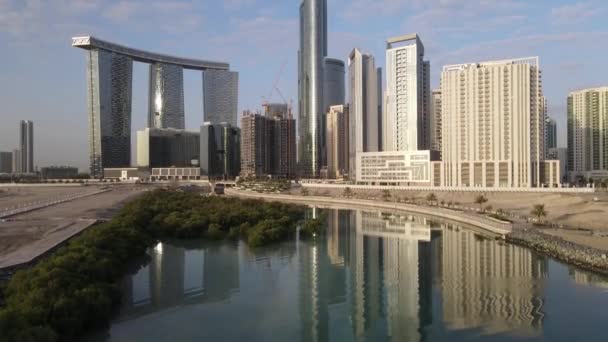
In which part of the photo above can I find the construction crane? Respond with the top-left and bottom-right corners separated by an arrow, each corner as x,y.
262,58 -> 289,110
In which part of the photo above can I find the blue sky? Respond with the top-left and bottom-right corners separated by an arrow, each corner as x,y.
1,0 -> 607,170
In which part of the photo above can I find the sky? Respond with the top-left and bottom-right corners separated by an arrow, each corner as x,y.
0,0 -> 607,171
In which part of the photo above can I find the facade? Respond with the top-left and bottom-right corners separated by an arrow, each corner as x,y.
323,58 -> 345,113
548,147 -> 568,183
203,70 -> 239,126
567,87 -> 608,182
148,63 -> 185,129
12,149 -> 21,174
0,152 -> 12,173
376,67 -> 383,151
384,34 -> 431,152
430,89 -> 442,156
356,150 -> 432,184
438,57 -> 548,188
326,105 -> 349,179
40,166 -> 79,179
240,111 -> 296,178
264,103 -> 289,119
348,48 -> 380,178
72,36 -> 231,178
136,128 -> 200,168
103,167 -> 147,180
298,0 -> 327,177
200,122 -> 240,180
150,167 -> 201,181
20,120 -> 34,173
545,117 -> 557,152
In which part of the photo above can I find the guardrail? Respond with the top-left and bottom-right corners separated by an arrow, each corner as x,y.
298,182 -> 596,193
0,189 -> 111,219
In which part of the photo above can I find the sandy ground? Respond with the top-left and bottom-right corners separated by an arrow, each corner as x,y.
0,186 -> 146,269
0,186 -> 87,210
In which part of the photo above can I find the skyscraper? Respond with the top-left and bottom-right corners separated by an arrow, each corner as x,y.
377,67 -> 383,151
136,128 -> 199,168
200,122 -> 240,179
240,112 -> 268,177
545,117 -> 557,152
298,0 -> 327,177
567,87 -> 608,181
348,48 -> 380,177
323,58 -> 345,113
148,63 -> 185,129
430,89 -> 442,156
19,120 -> 34,173
384,34 -> 431,152
437,57 -> 548,188
11,149 -> 21,174
0,152 -> 12,174
203,70 -> 239,126
326,105 -> 349,179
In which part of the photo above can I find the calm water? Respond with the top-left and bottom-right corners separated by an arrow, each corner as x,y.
89,208 -> 608,342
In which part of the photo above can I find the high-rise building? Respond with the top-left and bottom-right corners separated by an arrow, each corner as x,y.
377,67 -> 383,151
200,122 -> 240,179
240,110 -> 296,178
545,117 -> 557,151
548,147 -> 568,183
384,34 -> 431,152
326,105 -> 349,179
264,103 -> 289,119
0,152 -> 12,173
323,58 -> 345,112
11,149 -> 21,174
148,63 -> 185,129
19,120 -> 34,173
430,89 -> 442,156
298,0 -> 327,177
348,48 -> 380,177
137,128 -> 200,168
436,57 -> 552,188
567,87 -> 608,182
203,70 -> 239,126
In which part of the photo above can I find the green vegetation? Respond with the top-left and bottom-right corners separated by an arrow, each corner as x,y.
531,204 -> 548,224
300,187 -> 309,196
475,195 -> 488,211
236,177 -> 291,193
343,187 -> 353,198
426,193 -> 437,206
381,190 -> 391,201
0,189 -> 312,341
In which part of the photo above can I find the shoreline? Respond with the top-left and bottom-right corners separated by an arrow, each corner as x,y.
227,189 -> 608,275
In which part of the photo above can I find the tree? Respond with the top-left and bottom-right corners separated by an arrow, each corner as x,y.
343,187 -> 353,198
300,187 -> 309,196
382,190 -> 391,201
531,204 -> 548,223
475,195 -> 488,211
426,193 -> 437,206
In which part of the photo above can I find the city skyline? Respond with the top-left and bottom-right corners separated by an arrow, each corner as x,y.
1,0 -> 607,170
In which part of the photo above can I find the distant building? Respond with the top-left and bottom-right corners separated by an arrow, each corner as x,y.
203,70 -> 239,126
12,149 -> 21,174
263,103 -> 289,119
430,89 -> 442,157
356,150 -> 433,185
567,87 -> 608,183
200,122 -> 240,180
40,166 -> 79,179
384,34 -> 431,152
240,110 -> 296,178
437,57 -> 552,188
150,167 -> 201,181
0,152 -> 12,173
136,128 -> 200,168
545,116 -> 557,151
323,57 -> 345,113
148,63 -> 185,129
326,105 -> 349,179
348,48 -> 381,178
20,120 -> 34,173
548,148 -> 568,183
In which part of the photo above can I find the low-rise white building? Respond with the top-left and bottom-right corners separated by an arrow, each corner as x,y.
356,150 -> 432,185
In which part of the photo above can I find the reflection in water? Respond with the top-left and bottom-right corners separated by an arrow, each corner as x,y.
97,208 -> 608,342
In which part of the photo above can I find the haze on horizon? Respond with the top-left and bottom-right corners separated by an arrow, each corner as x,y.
0,0 -> 606,171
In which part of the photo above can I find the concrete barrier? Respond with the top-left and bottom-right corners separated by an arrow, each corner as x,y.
298,182 -> 595,193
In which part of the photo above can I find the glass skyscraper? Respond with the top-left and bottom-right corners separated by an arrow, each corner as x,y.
202,70 -> 239,126
149,63 -> 185,130
19,120 -> 34,173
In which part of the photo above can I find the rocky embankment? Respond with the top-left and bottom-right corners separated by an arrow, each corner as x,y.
507,229 -> 608,275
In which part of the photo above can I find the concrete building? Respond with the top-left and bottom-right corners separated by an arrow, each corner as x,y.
0,152 -> 12,174
200,122 -> 240,180
437,57 -> 552,188
240,110 -> 296,178
149,63 -> 185,129
72,36 -> 231,178
263,103 -> 289,119
356,150 -> 433,185
384,34 -> 431,152
545,116 -> 557,152
348,48 -> 380,178
40,166 -> 79,179
376,67 -> 383,151
136,128 -> 200,168
298,0 -> 327,177
326,105 -> 349,179
203,70 -> 239,126
430,89 -> 442,156
11,149 -> 21,174
567,87 -> 608,183
548,147 -> 568,183
20,120 -> 34,173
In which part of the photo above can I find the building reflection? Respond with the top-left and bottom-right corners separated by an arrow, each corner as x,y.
439,225 -> 547,335
569,267 -> 608,289
119,241 -> 240,321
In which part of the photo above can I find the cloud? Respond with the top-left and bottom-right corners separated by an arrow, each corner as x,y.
551,2 -> 601,24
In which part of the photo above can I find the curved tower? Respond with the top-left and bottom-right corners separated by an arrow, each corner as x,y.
298,0 -> 327,177
149,63 -> 185,129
